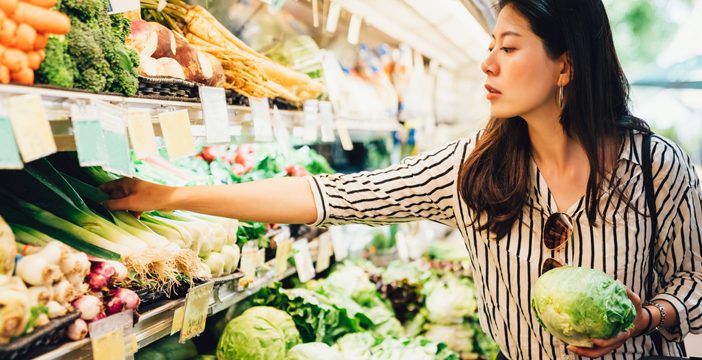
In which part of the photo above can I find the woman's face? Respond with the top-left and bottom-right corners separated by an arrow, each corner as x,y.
481,5 -> 566,119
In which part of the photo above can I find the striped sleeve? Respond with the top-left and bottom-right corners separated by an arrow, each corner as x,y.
306,137 -> 475,228
651,137 -> 702,341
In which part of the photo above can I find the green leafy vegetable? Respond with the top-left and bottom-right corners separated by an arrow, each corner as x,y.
531,266 -> 635,347
216,306 -> 301,360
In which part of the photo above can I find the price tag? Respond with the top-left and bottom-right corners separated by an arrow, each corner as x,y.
271,106 -> 290,159
329,226 -> 349,261
326,2 -> 341,33
0,109 -> 23,169
171,306 -> 185,335
315,232 -> 333,272
249,97 -> 273,141
293,239 -> 316,283
8,94 -> 56,163
303,100 -> 319,143
274,230 -> 293,275
335,120 -> 354,151
71,104 -> 107,167
180,281 -> 214,342
97,101 -> 132,177
127,110 -> 159,160
319,101 -> 335,142
240,241 -> 259,284
396,232 -> 410,262
347,14 -> 362,45
107,0 -> 139,14
89,310 -> 134,360
159,110 -> 196,159
199,86 -> 230,144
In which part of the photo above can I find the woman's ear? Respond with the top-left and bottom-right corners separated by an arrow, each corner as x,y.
558,53 -> 572,87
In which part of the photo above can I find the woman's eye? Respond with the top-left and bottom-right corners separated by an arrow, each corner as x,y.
501,47 -> 515,53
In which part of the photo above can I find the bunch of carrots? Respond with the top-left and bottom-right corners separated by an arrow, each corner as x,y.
0,0 -> 70,85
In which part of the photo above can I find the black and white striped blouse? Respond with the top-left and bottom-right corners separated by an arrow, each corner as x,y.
306,130 -> 702,360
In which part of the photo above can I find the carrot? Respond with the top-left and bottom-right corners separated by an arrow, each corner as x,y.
1,18 -> 16,46
0,43 -> 5,57
26,49 -> 39,69
37,48 -> 43,60
0,0 -> 17,16
33,31 -> 46,50
10,66 -> 32,84
2,47 -> 26,71
22,0 -> 56,9
11,2 -> 69,35
0,64 -> 8,83
14,22 -> 35,51
0,9 -> 6,21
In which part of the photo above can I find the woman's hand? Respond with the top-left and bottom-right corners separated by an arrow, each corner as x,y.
567,289 -> 650,358
99,178 -> 176,213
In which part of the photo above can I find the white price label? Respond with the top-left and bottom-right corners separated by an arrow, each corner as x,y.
319,101 -> 335,142
396,232 -> 410,262
326,2 -> 341,33
274,229 -> 292,275
329,226 -> 349,261
271,106 -> 290,159
240,241 -> 259,283
108,0 -> 139,14
303,100 -> 319,142
127,110 -> 159,160
199,86 -> 230,144
159,110 -> 196,159
293,239 -> 316,283
315,232 -> 333,272
347,14 -> 362,45
8,94 -> 56,163
249,97 -> 273,141
335,120 -> 354,151
180,281 -> 214,342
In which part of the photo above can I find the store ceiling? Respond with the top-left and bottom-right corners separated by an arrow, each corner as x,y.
324,0 -> 492,70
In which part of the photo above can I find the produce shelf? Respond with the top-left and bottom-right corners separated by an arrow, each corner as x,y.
31,238 -> 319,360
0,84 -> 401,153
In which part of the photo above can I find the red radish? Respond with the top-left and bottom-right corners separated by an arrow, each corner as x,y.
151,22 -> 177,58
111,288 -> 141,311
91,261 -> 116,279
88,273 -> 108,291
67,319 -> 88,340
107,261 -> 128,283
105,295 -> 124,315
126,20 -> 158,57
72,295 -> 102,321
94,312 -> 106,321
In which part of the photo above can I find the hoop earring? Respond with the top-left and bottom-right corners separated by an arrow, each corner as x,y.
557,85 -> 564,107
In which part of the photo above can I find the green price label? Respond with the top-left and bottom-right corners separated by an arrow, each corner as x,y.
0,117 -> 23,169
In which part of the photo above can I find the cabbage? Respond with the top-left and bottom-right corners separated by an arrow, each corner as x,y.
216,306 -> 301,360
423,275 -> 477,324
531,266 -> 635,347
424,324 -> 474,356
286,342 -> 342,360
335,332 -> 375,360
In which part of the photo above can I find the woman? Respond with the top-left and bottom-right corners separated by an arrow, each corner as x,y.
101,0 -> 701,358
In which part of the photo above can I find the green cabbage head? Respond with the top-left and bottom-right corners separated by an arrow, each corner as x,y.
216,306 -> 301,360
531,266 -> 635,347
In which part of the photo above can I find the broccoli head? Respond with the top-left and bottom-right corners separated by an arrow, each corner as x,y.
58,0 -> 108,24
66,20 -> 110,92
36,36 -> 76,88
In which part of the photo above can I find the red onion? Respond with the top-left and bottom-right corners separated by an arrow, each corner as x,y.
106,296 -> 124,315
72,295 -> 102,321
94,312 -> 107,321
67,319 -> 88,341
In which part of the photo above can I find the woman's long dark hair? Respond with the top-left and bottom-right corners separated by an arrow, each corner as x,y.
458,0 -> 649,239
